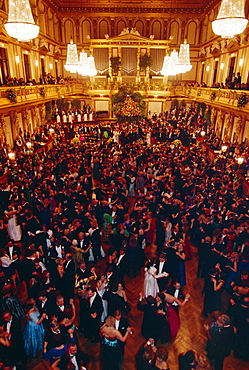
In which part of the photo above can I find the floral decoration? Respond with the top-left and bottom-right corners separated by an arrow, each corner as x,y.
237,93 -> 247,108
39,87 -> 46,98
210,92 -> 216,101
112,86 -> 145,123
6,89 -> 17,103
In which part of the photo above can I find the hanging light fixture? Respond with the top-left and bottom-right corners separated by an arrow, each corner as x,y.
177,40 -> 192,73
169,50 -> 179,75
87,55 -> 97,77
78,50 -> 90,76
161,54 -> 172,76
5,0 -> 39,42
212,0 -> 248,38
64,38 -> 79,73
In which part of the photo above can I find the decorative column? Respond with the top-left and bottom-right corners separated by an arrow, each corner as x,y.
10,111 -> 20,141
117,47 -> 122,83
0,114 -> 7,145
210,107 -> 216,130
215,110 -> 225,138
223,113 -> 233,142
136,48 -> 141,83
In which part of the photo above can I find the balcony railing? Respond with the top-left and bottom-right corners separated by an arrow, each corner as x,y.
1,81 -> 249,112
186,86 -> 249,111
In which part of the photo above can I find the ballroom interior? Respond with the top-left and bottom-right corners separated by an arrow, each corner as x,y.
1,1 -> 249,370
0,0 -> 249,147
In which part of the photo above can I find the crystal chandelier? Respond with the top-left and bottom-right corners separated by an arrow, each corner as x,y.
169,50 -> 179,75
212,0 -> 248,38
5,0 -> 39,42
87,56 -> 97,77
64,39 -> 79,73
177,40 -> 192,73
78,51 -> 90,76
161,51 -> 179,76
161,54 -> 172,76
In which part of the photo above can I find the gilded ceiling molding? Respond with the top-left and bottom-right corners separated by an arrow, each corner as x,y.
58,6 -> 204,14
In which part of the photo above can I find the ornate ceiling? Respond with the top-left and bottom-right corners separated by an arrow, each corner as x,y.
47,0 -> 221,14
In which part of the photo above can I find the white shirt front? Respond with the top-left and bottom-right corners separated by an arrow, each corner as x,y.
89,292 -> 96,307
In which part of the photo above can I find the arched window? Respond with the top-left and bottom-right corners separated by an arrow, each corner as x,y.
187,21 -> 197,45
82,20 -> 91,43
99,19 -> 109,39
169,21 -> 180,45
117,20 -> 126,36
152,20 -> 162,40
134,20 -> 144,36
64,19 -> 74,44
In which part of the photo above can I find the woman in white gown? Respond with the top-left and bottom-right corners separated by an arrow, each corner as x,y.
144,260 -> 159,298
4,205 -> 22,242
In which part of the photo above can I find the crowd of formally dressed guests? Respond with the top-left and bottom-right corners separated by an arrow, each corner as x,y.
187,72 -> 249,90
0,74 -> 77,87
0,106 -> 248,369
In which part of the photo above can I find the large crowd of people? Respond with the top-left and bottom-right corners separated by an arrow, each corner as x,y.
0,106 -> 248,370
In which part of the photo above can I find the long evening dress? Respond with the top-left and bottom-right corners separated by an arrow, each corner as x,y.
144,266 -> 159,298
101,336 -> 122,370
23,308 -> 45,357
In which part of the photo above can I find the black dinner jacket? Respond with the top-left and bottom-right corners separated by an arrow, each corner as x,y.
89,292 -> 103,321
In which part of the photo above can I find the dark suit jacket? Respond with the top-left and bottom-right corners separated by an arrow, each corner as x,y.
155,260 -> 170,291
57,350 -> 90,370
89,292 -> 103,321
167,286 -> 185,306
103,290 -> 125,316
116,254 -> 129,283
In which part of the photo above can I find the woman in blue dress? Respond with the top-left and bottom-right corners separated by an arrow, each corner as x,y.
23,298 -> 46,357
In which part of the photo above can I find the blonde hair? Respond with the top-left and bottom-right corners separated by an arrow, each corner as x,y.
105,316 -> 115,327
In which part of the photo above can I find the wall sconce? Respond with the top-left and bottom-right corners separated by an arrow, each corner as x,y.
201,61 -> 205,65
206,66 -> 210,72
26,141 -> 32,149
239,58 -> 244,67
15,55 -> 20,63
220,63 -> 224,70
221,145 -> 228,153
41,55 -> 45,59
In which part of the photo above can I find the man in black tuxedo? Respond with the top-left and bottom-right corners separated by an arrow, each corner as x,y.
88,222 -> 101,263
57,341 -> 89,370
103,283 -> 126,316
5,239 -> 21,274
167,280 -> 185,312
155,254 -> 170,292
36,291 -> 55,324
115,247 -> 129,286
114,309 -> 129,357
62,253 -> 75,300
53,295 -> 74,322
2,309 -> 26,367
85,287 -> 103,343
75,231 -> 93,265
